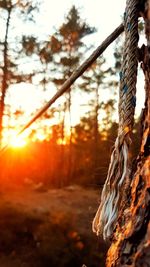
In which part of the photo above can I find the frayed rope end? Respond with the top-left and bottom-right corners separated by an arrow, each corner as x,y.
92,136 -> 130,240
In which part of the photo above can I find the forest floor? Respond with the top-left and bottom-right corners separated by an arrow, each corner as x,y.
0,184 -> 107,267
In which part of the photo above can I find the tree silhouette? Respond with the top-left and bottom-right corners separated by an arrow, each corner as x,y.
50,6 -> 96,181
0,0 -> 38,146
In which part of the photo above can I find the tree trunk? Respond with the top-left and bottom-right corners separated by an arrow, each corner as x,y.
60,101 -> 67,186
0,8 -> 11,146
106,1 -> 150,266
67,88 -> 73,181
94,84 -> 99,170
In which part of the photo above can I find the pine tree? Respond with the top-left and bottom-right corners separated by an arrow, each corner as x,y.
51,5 -> 96,180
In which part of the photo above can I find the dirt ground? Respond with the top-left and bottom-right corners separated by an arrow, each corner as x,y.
0,185 -> 107,267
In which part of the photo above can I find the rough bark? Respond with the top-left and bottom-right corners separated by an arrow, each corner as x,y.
106,1 -> 150,266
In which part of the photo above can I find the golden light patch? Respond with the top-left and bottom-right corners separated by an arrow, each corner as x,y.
9,136 -> 27,148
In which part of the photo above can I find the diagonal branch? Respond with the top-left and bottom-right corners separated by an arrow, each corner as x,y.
1,23 -> 124,153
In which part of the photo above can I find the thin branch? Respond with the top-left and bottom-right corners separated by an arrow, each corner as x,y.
1,23 -> 124,153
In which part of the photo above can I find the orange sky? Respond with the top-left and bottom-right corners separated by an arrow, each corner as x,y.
1,0 -> 146,148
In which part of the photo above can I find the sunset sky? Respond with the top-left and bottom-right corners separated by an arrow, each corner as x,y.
2,0 -> 146,147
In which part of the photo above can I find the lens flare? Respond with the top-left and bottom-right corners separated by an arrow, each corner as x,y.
9,136 -> 27,148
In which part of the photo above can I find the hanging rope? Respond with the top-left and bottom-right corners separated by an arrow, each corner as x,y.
92,0 -> 139,240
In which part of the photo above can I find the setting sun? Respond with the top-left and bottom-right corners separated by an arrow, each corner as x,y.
9,136 -> 27,148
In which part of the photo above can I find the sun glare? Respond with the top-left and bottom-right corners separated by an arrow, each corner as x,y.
9,136 -> 27,148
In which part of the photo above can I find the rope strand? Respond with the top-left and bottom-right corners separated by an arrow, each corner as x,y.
92,0 -> 139,240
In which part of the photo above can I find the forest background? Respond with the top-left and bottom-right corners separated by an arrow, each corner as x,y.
0,0 -> 144,188
0,1 -> 145,266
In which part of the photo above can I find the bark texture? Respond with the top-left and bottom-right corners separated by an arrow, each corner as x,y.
106,1 -> 150,266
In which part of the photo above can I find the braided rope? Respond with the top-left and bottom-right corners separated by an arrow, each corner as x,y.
92,0 -> 139,240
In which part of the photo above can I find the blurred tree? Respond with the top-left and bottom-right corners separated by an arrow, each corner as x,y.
0,0 -> 39,146
50,6 -> 96,180
80,57 -> 115,177
22,35 -> 54,90
73,114 -> 110,185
